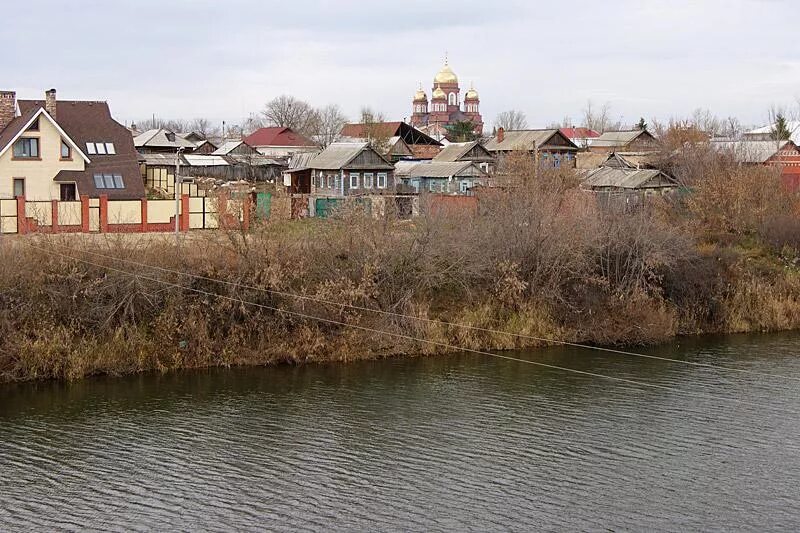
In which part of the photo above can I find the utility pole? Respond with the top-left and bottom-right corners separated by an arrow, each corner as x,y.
175,146 -> 184,248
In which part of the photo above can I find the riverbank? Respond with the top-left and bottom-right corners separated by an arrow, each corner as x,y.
1,175 -> 799,382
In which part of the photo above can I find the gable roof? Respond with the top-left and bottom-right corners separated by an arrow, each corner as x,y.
560,127 -> 600,139
484,129 -> 578,152
433,141 -> 492,162
17,99 -> 145,199
583,167 -> 677,189
212,140 -> 246,155
308,142 -> 393,170
0,106 -> 90,163
592,130 -> 656,148
340,122 -> 443,146
134,128 -> 197,149
404,161 -> 486,179
243,126 -> 316,148
710,139 -> 794,163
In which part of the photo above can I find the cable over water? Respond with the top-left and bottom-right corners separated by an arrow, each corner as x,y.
39,238 -> 800,382
21,240 -> 800,416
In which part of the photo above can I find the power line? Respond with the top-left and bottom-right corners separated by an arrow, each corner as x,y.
39,239 -> 800,383
21,240 -> 800,416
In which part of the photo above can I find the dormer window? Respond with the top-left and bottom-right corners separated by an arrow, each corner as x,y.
61,140 -> 71,159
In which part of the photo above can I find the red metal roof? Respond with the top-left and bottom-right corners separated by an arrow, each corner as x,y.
243,127 -> 316,147
560,127 -> 600,139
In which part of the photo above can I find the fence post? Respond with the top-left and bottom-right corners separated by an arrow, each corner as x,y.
141,198 -> 148,233
80,195 -> 90,233
181,194 -> 190,232
99,194 -> 109,233
242,195 -> 251,230
16,196 -> 26,235
51,199 -> 59,233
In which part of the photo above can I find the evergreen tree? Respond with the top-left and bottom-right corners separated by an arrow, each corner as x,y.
445,121 -> 478,142
637,117 -> 648,131
772,114 -> 792,141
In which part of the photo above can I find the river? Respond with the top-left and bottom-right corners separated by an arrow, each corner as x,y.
1,333 -> 800,531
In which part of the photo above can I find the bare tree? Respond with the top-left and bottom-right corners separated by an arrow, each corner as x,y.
582,100 -> 612,133
494,110 -> 528,131
313,104 -> 347,148
189,118 -> 219,139
262,95 -> 319,138
359,107 -> 391,153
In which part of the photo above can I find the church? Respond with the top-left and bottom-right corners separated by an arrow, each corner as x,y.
410,61 -> 484,140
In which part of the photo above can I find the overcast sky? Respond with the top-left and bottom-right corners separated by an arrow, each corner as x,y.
3,0 -> 798,129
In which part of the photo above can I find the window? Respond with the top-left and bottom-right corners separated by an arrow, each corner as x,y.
448,93 -> 456,106
377,172 -> 387,189
85,142 -> 115,155
27,118 -> 39,132
363,173 -> 374,189
13,178 -> 25,198
13,138 -> 39,158
93,173 -> 125,189
318,175 -> 325,189
410,179 -> 420,192
460,181 -> 469,193
60,183 -> 76,201
554,154 -> 561,168
350,172 -> 359,189
61,140 -> 71,159
326,175 -> 333,188
429,181 -> 437,192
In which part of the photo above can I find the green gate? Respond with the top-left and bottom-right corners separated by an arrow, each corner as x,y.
256,192 -> 271,219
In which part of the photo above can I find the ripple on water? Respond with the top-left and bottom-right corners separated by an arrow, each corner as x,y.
2,332 -> 800,531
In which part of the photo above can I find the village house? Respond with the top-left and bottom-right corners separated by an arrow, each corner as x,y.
432,140 -> 495,174
710,138 -> 800,190
560,127 -> 600,149
588,129 -> 659,153
134,128 -> 198,154
243,127 -> 317,158
0,88 -> 145,201
581,152 -> 679,209
339,135 -> 414,162
283,142 -> 394,197
484,128 -> 579,168
211,140 -> 284,181
340,122 -> 443,160
743,121 -> 800,144
398,160 -> 489,195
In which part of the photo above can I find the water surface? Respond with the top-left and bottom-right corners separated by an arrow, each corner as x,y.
1,333 -> 800,531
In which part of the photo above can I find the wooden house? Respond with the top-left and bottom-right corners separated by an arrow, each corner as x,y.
399,161 -> 489,195
588,130 -> 659,153
433,140 -> 495,173
484,128 -> 579,168
304,142 -> 395,197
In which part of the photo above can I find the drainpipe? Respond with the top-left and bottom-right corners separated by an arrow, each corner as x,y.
340,170 -> 345,197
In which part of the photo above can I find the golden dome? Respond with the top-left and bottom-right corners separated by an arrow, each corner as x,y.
465,87 -> 479,100
432,85 -> 447,100
434,63 -> 458,84
414,87 -> 427,101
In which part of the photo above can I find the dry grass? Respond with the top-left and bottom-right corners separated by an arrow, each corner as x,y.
1,156 -> 799,382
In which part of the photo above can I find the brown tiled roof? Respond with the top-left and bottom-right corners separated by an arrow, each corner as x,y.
0,106 -> 40,155
18,99 -> 145,199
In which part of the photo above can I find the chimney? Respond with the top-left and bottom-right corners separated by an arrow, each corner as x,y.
45,88 -> 57,120
0,90 -> 16,132
497,127 -> 505,143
